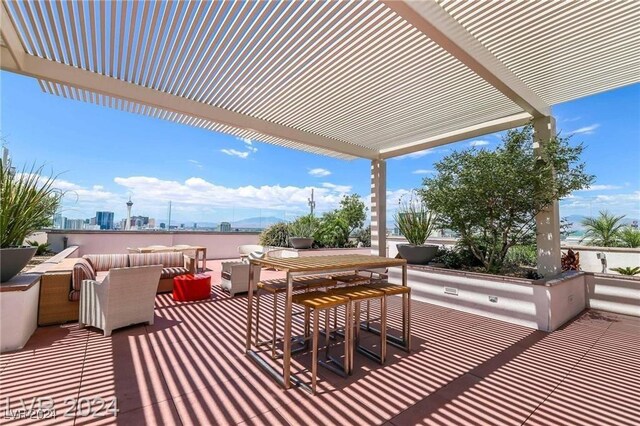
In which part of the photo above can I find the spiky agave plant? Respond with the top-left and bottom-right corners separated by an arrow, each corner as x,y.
0,162 -> 62,248
394,192 -> 438,246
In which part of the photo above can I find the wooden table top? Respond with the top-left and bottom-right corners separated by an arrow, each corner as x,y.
249,254 -> 406,273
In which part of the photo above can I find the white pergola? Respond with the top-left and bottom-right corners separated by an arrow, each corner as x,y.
2,0 -> 639,274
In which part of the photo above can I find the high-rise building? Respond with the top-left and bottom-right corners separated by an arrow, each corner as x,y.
65,219 -> 85,230
95,211 -> 114,230
219,222 -> 231,232
53,214 -> 66,229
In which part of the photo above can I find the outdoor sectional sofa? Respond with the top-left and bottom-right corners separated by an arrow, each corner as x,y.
38,252 -> 195,325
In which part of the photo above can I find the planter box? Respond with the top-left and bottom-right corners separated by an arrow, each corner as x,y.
388,266 -> 587,332
0,274 -> 40,352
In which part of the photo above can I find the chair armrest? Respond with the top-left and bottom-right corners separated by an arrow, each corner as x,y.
184,254 -> 196,273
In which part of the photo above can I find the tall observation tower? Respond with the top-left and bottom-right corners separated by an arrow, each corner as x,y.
126,197 -> 133,230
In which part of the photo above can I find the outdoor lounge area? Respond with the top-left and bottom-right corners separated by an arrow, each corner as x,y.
1,260 -> 638,425
1,0 -> 639,424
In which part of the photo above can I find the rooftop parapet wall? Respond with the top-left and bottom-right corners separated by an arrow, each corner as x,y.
46,231 -> 260,259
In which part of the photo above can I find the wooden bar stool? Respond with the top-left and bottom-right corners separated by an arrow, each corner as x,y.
255,277 -> 337,359
292,291 -> 352,395
328,285 -> 387,369
363,282 -> 412,352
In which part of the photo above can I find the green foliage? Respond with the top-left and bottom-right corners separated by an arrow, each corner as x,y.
338,194 -> 367,236
393,193 -> 437,246
420,124 -> 593,273
432,247 -> 463,269
312,194 -> 368,248
1,161 -> 62,248
314,211 -> 350,248
580,211 -> 625,247
289,214 -> 317,238
26,240 -> 51,256
258,222 -> 290,247
352,225 -> 371,247
505,245 -> 537,267
619,226 -> 640,248
611,266 -> 640,276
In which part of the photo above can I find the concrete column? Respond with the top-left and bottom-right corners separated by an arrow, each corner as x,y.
533,116 -> 561,276
371,159 -> 387,257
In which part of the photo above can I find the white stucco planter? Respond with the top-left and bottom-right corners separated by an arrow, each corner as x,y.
388,266 -> 587,332
0,274 -> 40,352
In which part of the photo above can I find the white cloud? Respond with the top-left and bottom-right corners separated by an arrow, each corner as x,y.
393,148 -> 437,160
469,140 -> 490,147
560,191 -> 640,218
188,159 -> 203,168
221,149 -> 250,159
111,176 -> 355,213
309,168 -> 331,177
321,182 -> 352,193
412,169 -> 435,175
567,124 -> 599,135
577,184 -> 622,192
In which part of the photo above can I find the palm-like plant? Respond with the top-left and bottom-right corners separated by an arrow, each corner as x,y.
611,266 -> 640,276
619,226 -> 640,248
1,162 -> 62,248
580,211 -> 625,247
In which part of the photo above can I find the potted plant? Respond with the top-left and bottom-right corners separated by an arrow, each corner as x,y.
1,159 -> 61,282
394,193 -> 438,264
288,214 -> 316,249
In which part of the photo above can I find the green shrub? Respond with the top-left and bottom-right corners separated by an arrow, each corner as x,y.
26,240 -> 51,256
620,226 -> 640,248
611,266 -> 640,276
352,226 -> 371,247
259,222 -> 290,247
432,247 -> 462,269
505,245 -> 537,267
314,211 -> 349,248
289,215 -> 317,238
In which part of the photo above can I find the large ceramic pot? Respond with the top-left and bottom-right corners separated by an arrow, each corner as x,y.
289,237 -> 314,249
397,244 -> 439,265
0,246 -> 37,282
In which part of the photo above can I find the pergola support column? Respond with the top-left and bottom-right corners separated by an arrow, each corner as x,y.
371,160 -> 387,257
534,116 -> 562,276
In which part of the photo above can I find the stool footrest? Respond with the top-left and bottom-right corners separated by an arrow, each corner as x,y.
319,357 -> 348,378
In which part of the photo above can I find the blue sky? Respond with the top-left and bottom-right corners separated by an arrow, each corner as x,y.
1,71 -> 639,224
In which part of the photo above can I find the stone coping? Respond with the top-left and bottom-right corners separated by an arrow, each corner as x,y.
0,246 -> 80,292
0,273 -> 40,293
405,264 -> 588,287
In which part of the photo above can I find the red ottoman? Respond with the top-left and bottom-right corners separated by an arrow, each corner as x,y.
173,274 -> 211,301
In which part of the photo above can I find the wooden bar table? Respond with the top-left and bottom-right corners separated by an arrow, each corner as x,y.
245,254 -> 407,392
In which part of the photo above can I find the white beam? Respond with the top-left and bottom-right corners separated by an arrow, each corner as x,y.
0,2 -> 25,70
383,1 -> 551,118
371,159 -> 387,258
380,112 -> 532,159
0,52 -> 378,160
534,116 -> 561,276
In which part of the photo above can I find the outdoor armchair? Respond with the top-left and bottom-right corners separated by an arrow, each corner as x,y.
79,265 -> 162,336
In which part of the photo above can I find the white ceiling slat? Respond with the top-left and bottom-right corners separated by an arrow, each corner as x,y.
42,0 -> 64,64
116,0 -> 128,80
137,0 -> 163,86
123,0 -> 139,82
145,0 -> 178,88
4,1 -> 34,57
22,0 -> 48,59
130,0 -> 151,82
108,0 -> 116,78
149,0 -> 187,90
54,1 -> 73,67
31,0 -> 57,62
100,0 -> 106,74
76,0 -> 91,70
88,1 -> 98,72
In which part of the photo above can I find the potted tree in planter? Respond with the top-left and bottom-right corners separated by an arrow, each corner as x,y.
394,193 -> 438,264
1,159 -> 61,282
289,214 -> 316,249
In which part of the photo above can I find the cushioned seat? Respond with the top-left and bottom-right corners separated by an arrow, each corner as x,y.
161,266 -> 191,279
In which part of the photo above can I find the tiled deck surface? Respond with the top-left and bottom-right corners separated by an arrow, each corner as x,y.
1,260 -> 639,425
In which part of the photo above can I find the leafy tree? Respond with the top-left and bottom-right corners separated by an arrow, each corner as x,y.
352,225 -> 371,247
580,211 -> 625,247
314,211 -> 350,248
338,194 -> 367,237
619,226 -> 640,248
420,124 -> 593,273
